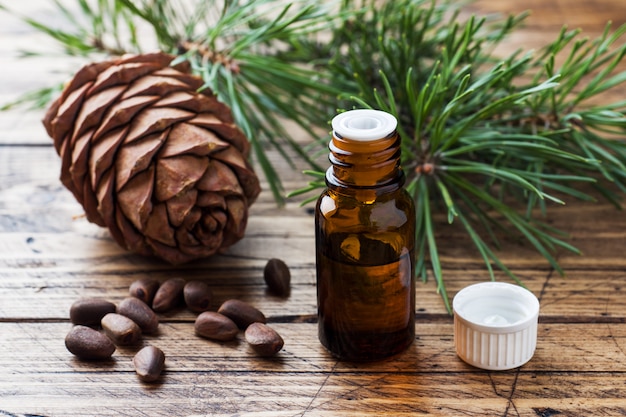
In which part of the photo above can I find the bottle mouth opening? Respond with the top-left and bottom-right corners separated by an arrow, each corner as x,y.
347,116 -> 381,130
332,109 -> 397,142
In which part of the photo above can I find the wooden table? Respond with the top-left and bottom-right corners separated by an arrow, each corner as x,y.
1,1 -> 625,416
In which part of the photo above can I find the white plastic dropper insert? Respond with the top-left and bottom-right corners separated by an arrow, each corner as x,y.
331,109 -> 398,141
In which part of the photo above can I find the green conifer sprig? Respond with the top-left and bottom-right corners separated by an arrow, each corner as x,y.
289,0 -> 626,309
2,0 -> 626,309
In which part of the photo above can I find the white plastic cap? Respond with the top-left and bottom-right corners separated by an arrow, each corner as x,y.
331,109 -> 398,141
453,282 -> 540,370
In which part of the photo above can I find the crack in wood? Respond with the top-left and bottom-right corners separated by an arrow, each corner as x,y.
300,360 -> 338,416
502,369 -> 521,417
532,407 -> 563,417
0,411 -> 48,417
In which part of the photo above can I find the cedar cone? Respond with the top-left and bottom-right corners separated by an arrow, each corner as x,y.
42,52 -> 261,264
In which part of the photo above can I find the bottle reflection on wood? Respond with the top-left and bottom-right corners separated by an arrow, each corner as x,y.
315,109 -> 416,361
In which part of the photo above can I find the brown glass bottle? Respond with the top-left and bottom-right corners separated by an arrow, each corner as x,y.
315,109 -> 416,361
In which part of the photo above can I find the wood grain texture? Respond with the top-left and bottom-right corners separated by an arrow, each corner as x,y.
1,0 -> 626,416
1,322 -> 626,416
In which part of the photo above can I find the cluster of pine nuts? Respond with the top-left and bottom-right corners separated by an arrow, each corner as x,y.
64,258 -> 291,383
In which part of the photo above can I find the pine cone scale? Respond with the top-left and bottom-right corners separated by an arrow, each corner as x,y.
96,170 -> 116,229
87,63 -> 162,96
155,92 -> 224,115
73,86 -> 126,140
212,147 -> 260,203
197,192 -> 227,209
222,198 -> 247,246
151,68 -> 205,90
124,108 -> 194,145
115,130 -> 166,192
89,127 -> 126,190
115,208 -> 148,254
144,203 -> 175,246
161,123 -> 229,158
70,131 -> 93,201
155,155 -> 209,201
189,114 -> 249,155
60,62 -> 112,103
197,161 -> 243,195
58,135 -> 75,194
117,165 -> 154,230
93,96 -> 160,141
166,189 -> 198,227
49,82 -> 92,151
121,75 -> 190,100
175,227 -> 200,248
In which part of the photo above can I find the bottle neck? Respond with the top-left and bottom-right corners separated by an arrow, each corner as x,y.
326,131 -> 404,192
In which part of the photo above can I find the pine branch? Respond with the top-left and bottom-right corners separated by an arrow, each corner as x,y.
290,0 -> 626,309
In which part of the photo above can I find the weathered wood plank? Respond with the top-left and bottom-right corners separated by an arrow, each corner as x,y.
2,373 -> 625,417
3,267 -> 626,320
1,322 -> 626,416
471,0 -> 626,31
3,322 -> 626,374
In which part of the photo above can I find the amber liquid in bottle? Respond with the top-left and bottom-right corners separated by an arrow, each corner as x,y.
315,110 -> 416,361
